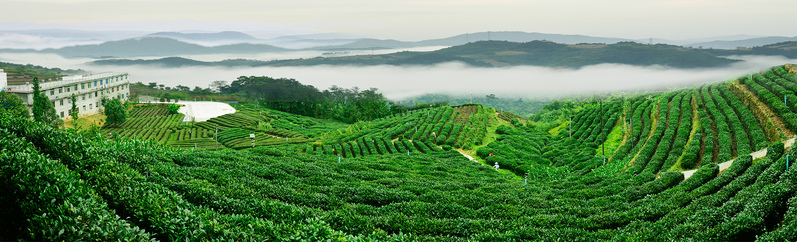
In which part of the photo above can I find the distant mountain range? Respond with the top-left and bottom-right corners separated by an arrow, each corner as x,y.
684,36 -> 797,50
311,31 -> 635,51
2,30 -> 797,56
145,31 -> 259,44
40,37 -> 290,58
89,40 -> 752,69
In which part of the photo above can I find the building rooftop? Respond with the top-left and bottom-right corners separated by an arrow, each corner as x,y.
4,72 -> 128,93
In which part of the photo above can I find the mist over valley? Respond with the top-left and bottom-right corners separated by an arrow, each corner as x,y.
2,51 -> 794,101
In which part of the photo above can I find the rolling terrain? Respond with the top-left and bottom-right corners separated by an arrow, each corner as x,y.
90,40 -> 744,68
2,64 -> 797,240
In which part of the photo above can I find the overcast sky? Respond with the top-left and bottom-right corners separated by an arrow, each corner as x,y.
3,0 -> 796,40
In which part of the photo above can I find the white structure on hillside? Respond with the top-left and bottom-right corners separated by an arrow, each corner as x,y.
0,69 -> 7,92
4,72 -> 130,118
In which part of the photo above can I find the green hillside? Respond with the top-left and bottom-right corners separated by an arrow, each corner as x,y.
89,40 -> 744,68
3,64 -> 797,241
0,61 -> 85,85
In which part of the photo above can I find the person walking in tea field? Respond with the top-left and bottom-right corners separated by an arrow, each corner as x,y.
493,162 -> 499,171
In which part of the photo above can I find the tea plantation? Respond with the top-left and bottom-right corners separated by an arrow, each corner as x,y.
2,64 -> 797,241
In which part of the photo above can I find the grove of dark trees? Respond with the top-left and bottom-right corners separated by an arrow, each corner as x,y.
220,76 -> 404,123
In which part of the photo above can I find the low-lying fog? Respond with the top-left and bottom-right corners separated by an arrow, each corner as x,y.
1,52 -> 795,100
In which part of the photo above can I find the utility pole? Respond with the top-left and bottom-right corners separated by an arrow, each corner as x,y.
600,96 -> 604,157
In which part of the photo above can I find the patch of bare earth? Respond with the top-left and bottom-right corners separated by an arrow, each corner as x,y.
729,82 -> 795,139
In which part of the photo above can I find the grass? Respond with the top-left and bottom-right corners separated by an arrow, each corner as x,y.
596,122 -> 624,158
63,113 -> 106,130
548,120 -> 569,136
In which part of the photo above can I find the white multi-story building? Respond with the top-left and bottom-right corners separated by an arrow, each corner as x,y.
0,69 -> 7,91
4,72 -> 130,119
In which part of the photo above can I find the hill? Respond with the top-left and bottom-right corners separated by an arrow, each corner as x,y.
90,40 -> 741,68
3,64 -> 797,240
399,93 -> 550,118
89,57 -> 270,68
0,61 -> 85,85
310,31 -> 633,50
685,36 -> 797,49
146,31 -> 260,42
41,37 -> 288,58
701,41 -> 797,59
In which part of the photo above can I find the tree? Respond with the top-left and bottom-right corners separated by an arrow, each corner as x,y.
148,82 -> 158,89
70,93 -> 79,121
103,98 -> 127,126
167,103 -> 180,115
0,90 -> 29,119
209,80 -> 227,93
31,76 -> 61,127
175,85 -> 190,92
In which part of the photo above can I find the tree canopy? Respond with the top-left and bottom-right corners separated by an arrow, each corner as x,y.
31,76 -> 62,127
219,76 -> 401,123
0,91 -> 29,119
103,98 -> 127,126
70,93 -> 79,121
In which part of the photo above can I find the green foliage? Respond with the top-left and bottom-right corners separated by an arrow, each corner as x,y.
0,128 -> 152,241
31,76 -> 61,127
218,76 -> 400,123
103,98 -> 127,126
70,93 -> 78,121
0,90 -> 29,119
167,103 -> 180,115
403,93 -> 549,118
6,65 -> 797,240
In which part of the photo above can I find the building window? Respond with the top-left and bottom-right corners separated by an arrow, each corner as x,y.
95,92 -> 98,97
66,87 -> 70,92
82,95 -> 85,100
50,90 -> 54,95
89,104 -> 92,109
81,83 -> 85,89
122,94 -> 125,99
106,79 -> 109,84
60,111 -> 64,118
83,105 -> 86,111
60,100 -> 63,106
94,81 -> 97,87
59,88 -> 62,94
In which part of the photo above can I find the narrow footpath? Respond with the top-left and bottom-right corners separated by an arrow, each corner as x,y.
457,150 -> 479,164
681,137 -> 796,179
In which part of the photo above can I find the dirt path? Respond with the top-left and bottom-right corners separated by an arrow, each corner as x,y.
682,137 -> 796,179
456,149 -> 481,164
730,82 -> 794,138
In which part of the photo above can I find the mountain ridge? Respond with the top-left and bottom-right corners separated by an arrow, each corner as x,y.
89,40 -> 743,68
